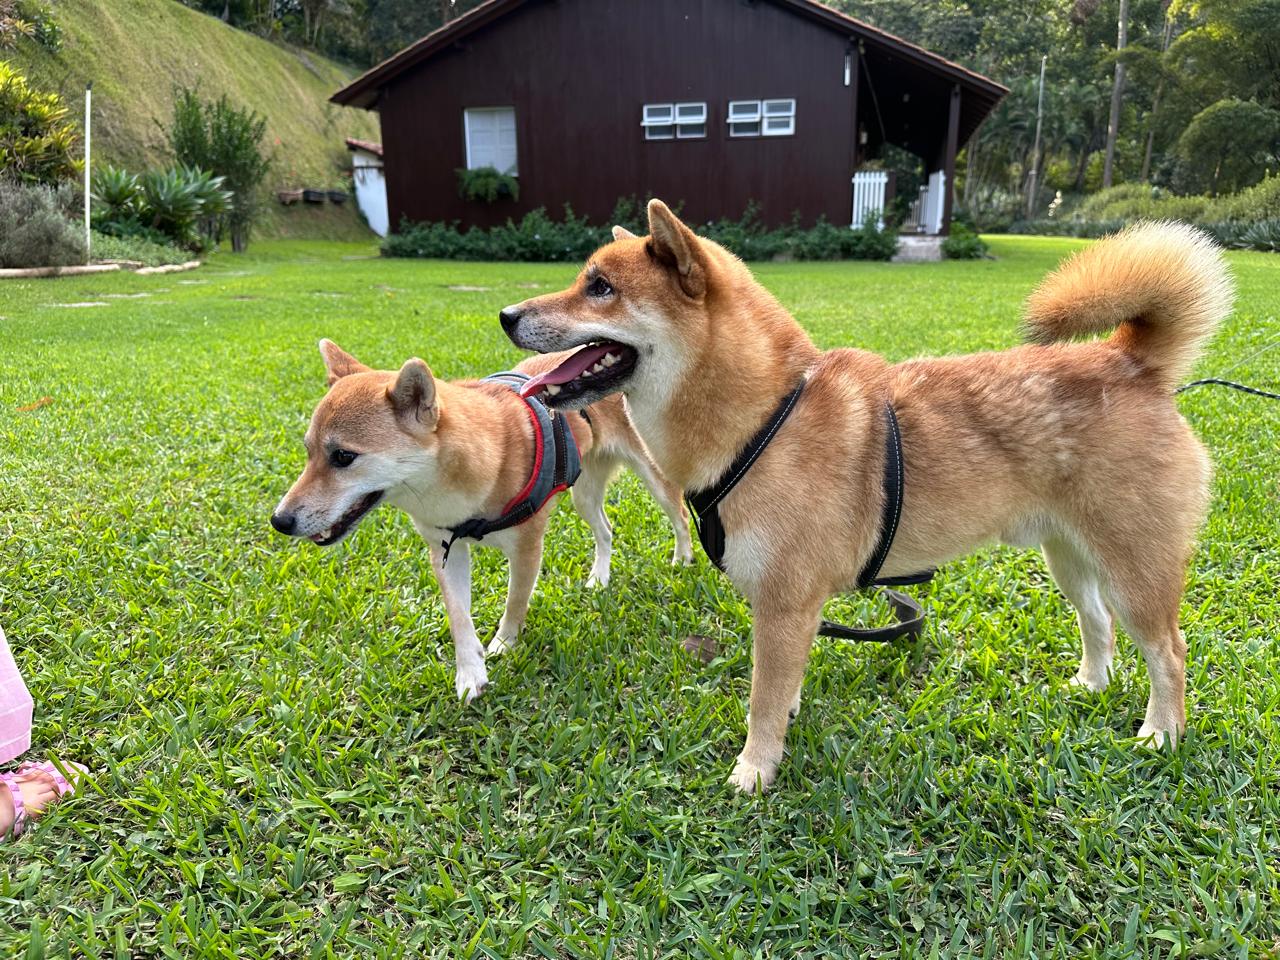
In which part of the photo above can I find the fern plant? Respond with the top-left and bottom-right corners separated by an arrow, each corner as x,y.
456,166 -> 519,203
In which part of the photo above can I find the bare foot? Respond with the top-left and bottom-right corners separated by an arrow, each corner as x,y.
1,761 -> 87,838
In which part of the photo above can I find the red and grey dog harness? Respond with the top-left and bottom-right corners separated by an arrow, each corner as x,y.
441,371 -> 584,562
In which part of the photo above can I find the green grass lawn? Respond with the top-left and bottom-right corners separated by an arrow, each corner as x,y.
1,237 -> 1278,958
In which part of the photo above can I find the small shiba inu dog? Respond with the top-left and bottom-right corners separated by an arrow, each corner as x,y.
500,201 -> 1232,792
271,339 -> 692,703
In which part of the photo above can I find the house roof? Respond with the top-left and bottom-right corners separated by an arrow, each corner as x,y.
331,0 -> 1008,112
344,137 -> 383,156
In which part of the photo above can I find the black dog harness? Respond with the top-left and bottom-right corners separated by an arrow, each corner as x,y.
686,379 -> 934,643
441,371 -> 583,563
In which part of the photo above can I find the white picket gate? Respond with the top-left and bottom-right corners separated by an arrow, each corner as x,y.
850,170 -> 889,229
904,170 -> 948,234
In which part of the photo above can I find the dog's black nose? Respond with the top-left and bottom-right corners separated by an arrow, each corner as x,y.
499,305 -> 522,335
270,511 -> 296,535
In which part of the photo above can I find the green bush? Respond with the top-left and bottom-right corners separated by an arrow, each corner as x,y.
0,60 -> 80,184
456,166 -> 519,203
167,87 -> 272,252
92,164 -> 231,251
90,164 -> 141,221
89,230 -> 189,266
0,178 -> 85,267
1006,175 -> 1280,253
942,224 -> 989,259
15,0 -> 59,49
383,204 -> 899,263
1076,184 -> 1151,220
1211,174 -> 1280,223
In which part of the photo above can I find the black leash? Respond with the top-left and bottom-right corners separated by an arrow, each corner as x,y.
687,381 -> 932,645
1176,378 -> 1280,401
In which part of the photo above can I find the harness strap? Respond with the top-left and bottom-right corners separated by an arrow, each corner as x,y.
818,588 -> 926,643
685,379 -> 933,644
686,383 -> 806,568
441,371 -> 582,564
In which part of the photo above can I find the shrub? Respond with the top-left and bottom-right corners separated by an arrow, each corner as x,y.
456,166 -> 519,203
942,224 -> 989,260
0,178 -> 85,267
167,88 -> 272,252
0,60 -> 80,184
89,230 -> 189,266
1076,183 -> 1151,220
1211,174 -> 1280,223
90,164 -> 141,221
383,204 -> 899,263
92,164 -> 231,251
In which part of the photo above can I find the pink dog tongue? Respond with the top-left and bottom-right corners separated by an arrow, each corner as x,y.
519,343 -> 616,398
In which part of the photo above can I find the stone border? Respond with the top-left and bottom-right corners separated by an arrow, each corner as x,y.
0,260 -> 201,279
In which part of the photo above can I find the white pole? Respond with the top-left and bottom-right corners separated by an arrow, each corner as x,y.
84,82 -> 92,261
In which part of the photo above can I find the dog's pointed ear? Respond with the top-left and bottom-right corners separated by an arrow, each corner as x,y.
319,339 -> 371,386
387,358 -> 439,430
646,199 -> 706,298
611,224 -> 637,241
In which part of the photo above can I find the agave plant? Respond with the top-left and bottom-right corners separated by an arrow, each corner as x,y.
136,166 -> 230,250
90,165 -> 141,221
1238,221 -> 1280,253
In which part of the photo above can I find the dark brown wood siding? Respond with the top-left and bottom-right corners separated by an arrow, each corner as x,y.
378,0 -> 859,229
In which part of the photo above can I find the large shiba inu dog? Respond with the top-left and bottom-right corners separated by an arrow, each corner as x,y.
499,201 -> 1232,793
271,340 -> 692,703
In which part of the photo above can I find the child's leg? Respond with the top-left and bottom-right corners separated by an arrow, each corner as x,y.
0,627 -> 34,766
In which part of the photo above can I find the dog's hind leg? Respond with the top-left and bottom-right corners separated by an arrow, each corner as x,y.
571,460 -> 615,588
1042,537 -> 1115,692
1106,571 -> 1188,748
490,523 -> 545,657
625,451 -> 694,566
1081,527 -> 1192,747
428,540 -> 489,704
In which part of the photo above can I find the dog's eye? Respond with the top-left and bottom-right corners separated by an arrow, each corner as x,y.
586,276 -> 613,298
330,449 -> 358,468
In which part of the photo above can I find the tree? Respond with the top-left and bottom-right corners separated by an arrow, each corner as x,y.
1102,0 -> 1130,187
1173,98 -> 1280,194
167,88 -> 273,252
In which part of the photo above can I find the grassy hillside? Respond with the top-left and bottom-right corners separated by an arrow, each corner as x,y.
10,0 -> 380,238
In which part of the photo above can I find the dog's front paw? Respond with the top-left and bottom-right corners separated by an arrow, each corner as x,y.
586,566 -> 611,589
1135,722 -> 1179,749
487,632 -> 517,657
455,665 -> 489,704
672,541 -> 695,566
728,754 -> 778,794
1068,666 -> 1110,693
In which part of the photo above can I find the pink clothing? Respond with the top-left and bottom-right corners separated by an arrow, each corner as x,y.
0,627 -> 34,765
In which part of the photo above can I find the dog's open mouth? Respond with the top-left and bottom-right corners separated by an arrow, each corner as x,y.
518,341 -> 638,406
312,490 -> 383,546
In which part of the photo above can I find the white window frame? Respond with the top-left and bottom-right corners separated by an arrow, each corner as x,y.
463,106 -> 518,174
642,103 -> 675,141
762,98 -> 796,137
728,100 -> 762,138
728,98 -> 796,138
643,101 -> 707,141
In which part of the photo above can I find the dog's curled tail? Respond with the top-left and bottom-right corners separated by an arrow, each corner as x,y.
1023,221 -> 1234,390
